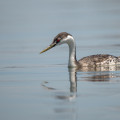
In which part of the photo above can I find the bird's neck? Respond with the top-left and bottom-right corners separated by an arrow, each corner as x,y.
67,36 -> 77,67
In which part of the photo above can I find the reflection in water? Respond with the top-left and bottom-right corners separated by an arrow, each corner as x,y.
41,66 -> 120,120
77,65 -> 120,82
69,68 -> 77,93
83,74 -> 113,82
78,65 -> 120,72
42,65 -> 120,100
41,67 -> 77,101
41,81 -> 56,90
55,67 -> 77,101
81,72 -> 120,82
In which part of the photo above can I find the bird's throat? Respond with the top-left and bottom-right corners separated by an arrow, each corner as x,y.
67,37 -> 77,67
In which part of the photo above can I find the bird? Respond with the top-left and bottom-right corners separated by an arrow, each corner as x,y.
40,32 -> 120,68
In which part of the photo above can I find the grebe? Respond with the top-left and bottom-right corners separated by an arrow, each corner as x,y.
40,32 -> 120,68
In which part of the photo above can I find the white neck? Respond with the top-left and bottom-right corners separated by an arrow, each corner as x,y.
66,35 -> 77,67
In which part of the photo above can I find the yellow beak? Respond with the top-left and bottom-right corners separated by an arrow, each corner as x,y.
40,43 -> 56,54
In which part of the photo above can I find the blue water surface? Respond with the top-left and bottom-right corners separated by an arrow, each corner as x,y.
0,0 -> 120,120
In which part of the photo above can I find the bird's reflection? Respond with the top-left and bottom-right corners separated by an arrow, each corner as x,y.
69,67 -> 77,93
78,65 -> 120,82
42,65 -> 120,101
78,65 -> 120,72
55,67 -> 77,101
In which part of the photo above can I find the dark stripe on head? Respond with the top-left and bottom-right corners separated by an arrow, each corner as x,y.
52,32 -> 72,44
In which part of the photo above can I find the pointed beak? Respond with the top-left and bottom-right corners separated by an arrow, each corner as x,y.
40,42 -> 56,54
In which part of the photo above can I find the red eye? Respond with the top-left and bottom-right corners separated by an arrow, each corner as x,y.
57,39 -> 60,42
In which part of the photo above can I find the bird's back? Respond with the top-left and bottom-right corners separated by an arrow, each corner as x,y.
78,54 -> 120,67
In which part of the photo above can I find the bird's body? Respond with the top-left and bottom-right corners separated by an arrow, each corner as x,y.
40,32 -> 120,68
78,54 -> 120,67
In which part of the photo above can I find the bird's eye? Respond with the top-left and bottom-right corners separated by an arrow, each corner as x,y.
56,39 -> 60,43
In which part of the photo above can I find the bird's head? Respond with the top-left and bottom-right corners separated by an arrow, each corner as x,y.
40,32 -> 73,54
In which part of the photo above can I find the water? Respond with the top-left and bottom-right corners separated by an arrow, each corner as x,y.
0,0 -> 120,120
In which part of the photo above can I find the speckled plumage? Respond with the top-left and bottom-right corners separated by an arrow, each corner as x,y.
78,54 -> 120,67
